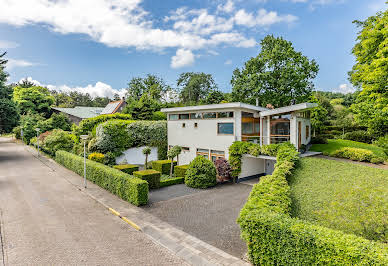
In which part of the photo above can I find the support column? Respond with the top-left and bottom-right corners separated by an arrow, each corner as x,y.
259,116 -> 263,146
267,116 -> 271,144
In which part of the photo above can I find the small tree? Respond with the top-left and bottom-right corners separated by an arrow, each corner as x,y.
172,145 -> 182,165
142,146 -> 151,169
167,146 -> 182,177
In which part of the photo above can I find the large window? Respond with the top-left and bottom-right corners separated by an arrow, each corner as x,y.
196,148 -> 209,159
210,150 -> 225,162
203,112 -> 217,119
190,113 -> 202,119
179,114 -> 190,120
169,114 -> 179,120
217,123 -> 234,135
218,112 -> 234,118
270,114 -> 290,143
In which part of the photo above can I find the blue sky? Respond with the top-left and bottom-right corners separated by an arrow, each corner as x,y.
0,0 -> 386,98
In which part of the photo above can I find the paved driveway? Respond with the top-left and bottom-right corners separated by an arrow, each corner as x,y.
0,138 -> 186,265
143,182 -> 253,258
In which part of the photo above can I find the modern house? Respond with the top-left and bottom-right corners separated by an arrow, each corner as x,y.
161,102 -> 317,179
52,106 -> 104,125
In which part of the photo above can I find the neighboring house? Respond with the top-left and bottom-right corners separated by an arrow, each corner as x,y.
100,98 -> 126,115
161,102 -> 317,179
52,106 -> 104,125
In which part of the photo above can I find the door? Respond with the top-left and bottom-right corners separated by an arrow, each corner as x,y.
298,121 -> 302,149
265,160 -> 275,175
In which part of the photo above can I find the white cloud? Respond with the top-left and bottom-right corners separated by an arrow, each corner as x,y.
0,40 -> 19,49
6,59 -> 37,69
217,0 -> 235,13
171,48 -> 195,68
333,83 -> 356,94
224,59 -> 232,65
234,9 -> 298,27
19,77 -> 126,98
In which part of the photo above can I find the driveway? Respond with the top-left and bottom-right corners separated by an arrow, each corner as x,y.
143,182 -> 253,258
0,138 -> 187,265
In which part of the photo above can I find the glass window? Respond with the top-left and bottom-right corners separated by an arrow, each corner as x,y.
169,114 -> 179,120
190,113 -> 202,119
254,122 -> 260,133
218,112 -> 234,118
211,150 -> 224,155
179,114 -> 190,120
242,112 -> 254,118
203,112 -> 216,119
197,148 -> 209,153
242,122 -> 254,134
182,147 -> 190,151
218,123 -> 234,135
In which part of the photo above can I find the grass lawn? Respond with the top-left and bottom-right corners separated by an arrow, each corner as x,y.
310,139 -> 387,159
289,157 -> 388,243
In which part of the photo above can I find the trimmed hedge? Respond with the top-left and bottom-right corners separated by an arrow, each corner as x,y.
152,160 -> 177,175
113,164 -> 139,175
133,169 -> 161,189
56,150 -> 148,206
332,147 -> 384,164
88,152 -> 105,163
160,177 -> 185,187
343,130 -> 374,144
174,164 -> 189,177
232,142 -> 388,265
185,156 -> 217,189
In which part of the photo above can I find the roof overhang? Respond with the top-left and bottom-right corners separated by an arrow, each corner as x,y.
259,102 -> 317,117
161,102 -> 268,113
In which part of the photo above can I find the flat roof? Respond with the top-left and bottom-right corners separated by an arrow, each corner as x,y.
259,102 -> 317,117
161,102 -> 268,113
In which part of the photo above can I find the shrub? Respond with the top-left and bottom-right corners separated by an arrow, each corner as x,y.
373,135 -> 388,156
214,158 -> 232,182
152,160 -> 177,175
185,156 -> 217,189
310,135 -> 328,144
94,120 -> 136,153
56,150 -> 148,206
160,177 -> 185,187
133,169 -> 161,189
152,111 -> 167,121
174,164 -> 189,177
43,129 -> 74,155
113,164 -> 139,175
104,152 -> 117,166
331,147 -> 384,163
343,130 -> 374,144
88,152 -> 105,163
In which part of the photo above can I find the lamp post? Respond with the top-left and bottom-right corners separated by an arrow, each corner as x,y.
80,135 -> 89,188
20,127 -> 24,144
35,128 -> 40,156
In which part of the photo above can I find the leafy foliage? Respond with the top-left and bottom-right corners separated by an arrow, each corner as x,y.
88,152 -> 105,163
373,135 -> 388,156
13,85 -> 54,117
123,93 -> 160,120
159,176 -> 185,187
13,113 -> 45,143
133,169 -> 161,189
185,156 -> 217,189
177,72 -> 217,104
43,129 -> 74,155
126,74 -> 170,101
56,150 -> 148,206
214,158 -> 232,182
174,164 -> 189,177
36,113 -> 71,133
231,35 -> 319,107
332,147 -> 384,164
0,98 -> 20,133
113,164 -> 139,175
151,160 -> 177,175
343,130 -> 375,144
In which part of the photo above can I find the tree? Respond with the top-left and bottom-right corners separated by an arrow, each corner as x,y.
167,146 -> 181,177
348,9 -> 388,137
0,52 -> 19,133
177,72 -> 217,104
13,85 -> 54,117
231,35 -> 319,107
36,113 -> 71,133
123,94 -> 160,120
332,104 -> 354,137
126,74 -> 169,101
142,146 -> 151,169
18,78 -> 35,88
204,90 -> 225,104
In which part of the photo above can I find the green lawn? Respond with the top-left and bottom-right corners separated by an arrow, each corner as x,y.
310,139 -> 387,159
289,157 -> 388,243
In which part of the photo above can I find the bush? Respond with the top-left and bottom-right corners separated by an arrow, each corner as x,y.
88,152 -> 105,163
113,164 -> 139,175
37,113 -> 71,133
160,177 -> 185,187
374,135 -> 388,156
343,130 -> 374,144
43,129 -> 74,155
152,160 -> 177,175
152,111 -> 167,121
133,169 -> 161,189
214,158 -> 232,182
56,150 -> 148,206
310,135 -> 328,144
331,147 -> 384,163
174,164 -> 189,177
185,156 -> 217,189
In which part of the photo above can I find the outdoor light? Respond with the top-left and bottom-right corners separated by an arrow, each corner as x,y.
80,135 -> 89,188
35,128 -> 40,157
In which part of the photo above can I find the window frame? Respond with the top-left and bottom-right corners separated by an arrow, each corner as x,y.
217,122 -> 234,135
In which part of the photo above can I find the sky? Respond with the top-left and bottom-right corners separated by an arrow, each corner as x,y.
0,0 -> 386,98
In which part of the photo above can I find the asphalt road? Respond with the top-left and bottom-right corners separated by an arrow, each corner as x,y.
0,138 -> 186,265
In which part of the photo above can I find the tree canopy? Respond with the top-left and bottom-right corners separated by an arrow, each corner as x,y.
177,72 -> 217,104
349,9 -> 388,136
126,74 -> 170,101
231,35 -> 319,107
13,85 -> 54,117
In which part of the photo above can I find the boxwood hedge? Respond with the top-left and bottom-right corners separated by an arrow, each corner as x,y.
56,150 -> 148,206
174,164 -> 189,177
113,164 -> 139,175
133,169 -> 161,189
160,176 -> 185,187
231,141 -> 388,265
152,160 -> 177,175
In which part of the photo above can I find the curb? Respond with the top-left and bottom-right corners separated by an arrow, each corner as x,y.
109,208 -> 141,231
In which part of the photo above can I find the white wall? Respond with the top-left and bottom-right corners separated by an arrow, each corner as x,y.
239,155 -> 265,178
115,146 -> 158,165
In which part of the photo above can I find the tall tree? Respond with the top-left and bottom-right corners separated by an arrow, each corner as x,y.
126,74 -> 169,101
177,72 -> 217,104
13,85 -> 54,117
349,9 -> 388,136
0,52 -> 19,133
231,35 -> 319,107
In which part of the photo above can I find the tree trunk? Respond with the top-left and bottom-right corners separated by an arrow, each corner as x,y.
313,128 -> 316,137
145,154 -> 148,169
170,158 -> 174,177
177,154 -> 179,166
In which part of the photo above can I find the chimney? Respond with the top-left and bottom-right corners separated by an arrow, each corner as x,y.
266,103 -> 274,109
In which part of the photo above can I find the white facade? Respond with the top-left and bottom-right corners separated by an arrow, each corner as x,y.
162,102 -> 316,178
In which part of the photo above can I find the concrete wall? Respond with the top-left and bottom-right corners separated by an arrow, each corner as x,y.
239,155 -> 265,178
115,146 -> 158,165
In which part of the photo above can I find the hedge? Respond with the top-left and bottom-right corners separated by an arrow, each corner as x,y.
174,164 -> 189,177
185,156 -> 217,189
231,142 -> 388,265
113,164 -> 139,175
160,177 -> 185,187
332,147 -> 384,163
152,160 -> 177,175
133,169 -> 161,189
56,150 -> 148,206
88,152 -> 105,163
